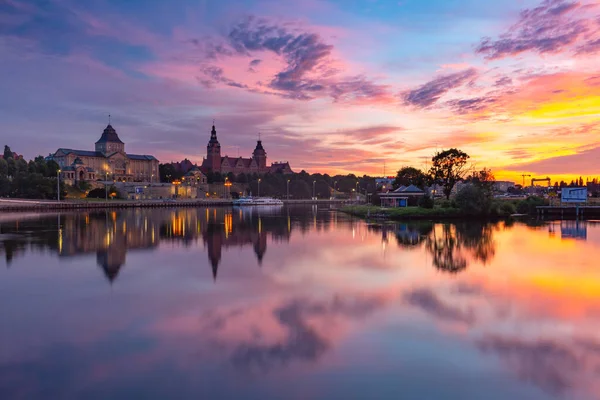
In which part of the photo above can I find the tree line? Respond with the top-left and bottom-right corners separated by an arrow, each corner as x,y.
0,145 -> 65,199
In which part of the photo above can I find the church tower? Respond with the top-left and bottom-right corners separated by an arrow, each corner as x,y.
207,124 -> 221,171
252,137 -> 267,171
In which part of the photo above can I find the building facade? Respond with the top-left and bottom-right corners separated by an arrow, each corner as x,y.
50,124 -> 159,184
200,124 -> 293,175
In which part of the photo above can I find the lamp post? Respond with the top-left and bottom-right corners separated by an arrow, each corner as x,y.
105,171 -> 109,202
256,178 -> 261,197
313,180 -> 316,200
57,169 -> 61,202
287,179 -> 290,201
151,173 -> 154,200
224,178 -> 232,199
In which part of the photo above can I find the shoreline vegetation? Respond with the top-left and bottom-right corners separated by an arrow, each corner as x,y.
341,196 -> 548,221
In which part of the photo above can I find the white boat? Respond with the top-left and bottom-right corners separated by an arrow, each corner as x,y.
232,196 -> 284,206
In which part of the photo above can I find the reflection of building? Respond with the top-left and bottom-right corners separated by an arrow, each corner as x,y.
1,206 -> 343,282
50,123 -> 159,184
58,212 -> 159,282
201,124 -> 293,175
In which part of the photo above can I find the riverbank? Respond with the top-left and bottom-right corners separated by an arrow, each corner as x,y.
341,205 -> 506,220
0,198 -> 351,211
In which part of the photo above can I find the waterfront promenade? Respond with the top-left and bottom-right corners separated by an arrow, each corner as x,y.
0,198 -> 351,211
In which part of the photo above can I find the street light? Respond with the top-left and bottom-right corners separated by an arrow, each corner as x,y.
287,179 -> 290,201
313,180 -> 316,200
105,171 -> 109,201
57,169 -> 61,202
224,178 -> 232,199
257,178 -> 261,197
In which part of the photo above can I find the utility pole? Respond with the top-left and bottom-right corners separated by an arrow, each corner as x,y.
287,179 -> 290,201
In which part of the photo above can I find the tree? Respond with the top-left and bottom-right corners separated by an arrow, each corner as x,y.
394,166 -> 428,189
3,145 -> 13,160
469,168 -> 495,196
0,158 -> 7,177
429,148 -> 470,199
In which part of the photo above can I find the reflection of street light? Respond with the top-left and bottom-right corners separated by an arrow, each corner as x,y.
57,169 -> 61,202
258,178 -> 261,197
313,180 -> 316,200
287,179 -> 290,201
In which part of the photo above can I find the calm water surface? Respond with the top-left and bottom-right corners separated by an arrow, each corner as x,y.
1,206 -> 599,400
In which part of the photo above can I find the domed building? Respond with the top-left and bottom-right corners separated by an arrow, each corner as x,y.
49,123 -> 159,184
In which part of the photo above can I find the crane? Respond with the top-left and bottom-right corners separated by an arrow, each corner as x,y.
521,174 -> 531,186
531,177 -> 551,187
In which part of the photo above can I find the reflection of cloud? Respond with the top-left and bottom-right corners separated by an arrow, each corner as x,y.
205,295 -> 387,372
404,288 -> 475,324
477,335 -> 600,395
231,301 -> 329,371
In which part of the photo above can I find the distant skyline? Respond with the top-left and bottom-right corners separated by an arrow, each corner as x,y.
1,0 -> 600,181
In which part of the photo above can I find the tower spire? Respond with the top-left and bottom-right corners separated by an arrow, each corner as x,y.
108,114 -> 111,125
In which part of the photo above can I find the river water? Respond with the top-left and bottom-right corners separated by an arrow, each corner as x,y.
1,206 -> 599,400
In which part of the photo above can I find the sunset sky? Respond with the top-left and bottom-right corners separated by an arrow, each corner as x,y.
1,0 -> 599,182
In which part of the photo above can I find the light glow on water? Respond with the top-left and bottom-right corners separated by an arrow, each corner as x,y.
1,207 -> 599,399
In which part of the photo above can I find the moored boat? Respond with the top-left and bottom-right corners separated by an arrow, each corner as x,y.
232,196 -> 284,206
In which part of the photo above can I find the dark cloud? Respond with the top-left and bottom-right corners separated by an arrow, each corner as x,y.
404,288 -> 475,324
476,0 -> 600,59
197,16 -> 391,102
197,65 -> 249,89
577,37 -> 600,54
337,125 -> 404,143
227,16 -> 333,97
329,76 -> 391,102
494,76 -> 513,87
402,68 -> 477,108
446,96 -> 496,114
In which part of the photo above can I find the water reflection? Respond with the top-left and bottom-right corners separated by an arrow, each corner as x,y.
370,221 -> 497,273
0,207 -> 335,282
2,211 -> 600,399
